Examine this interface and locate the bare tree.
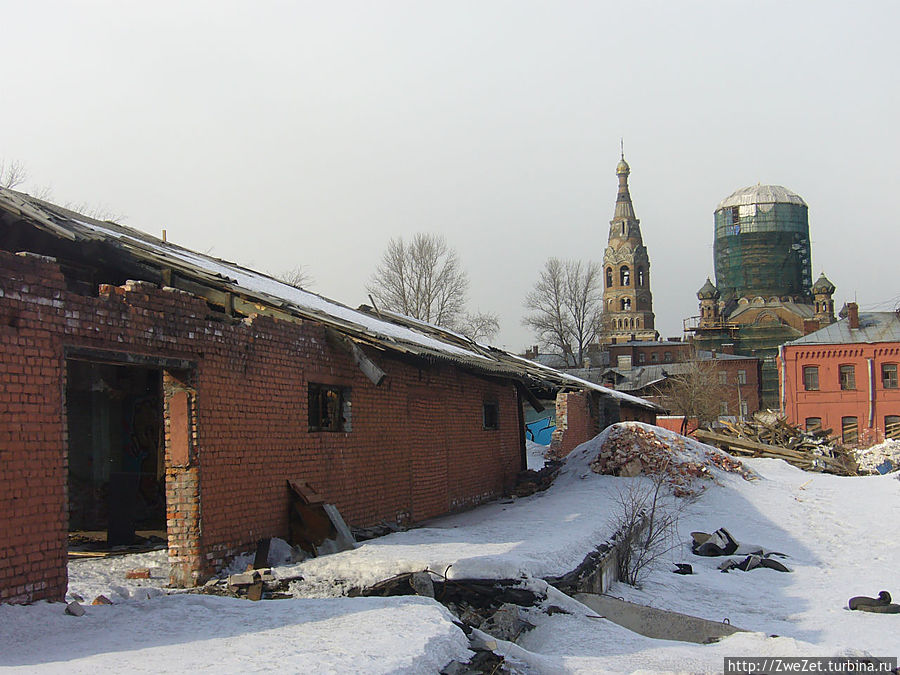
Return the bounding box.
[277,265,313,289]
[656,359,729,433]
[367,233,469,328]
[609,467,685,586]
[457,310,500,342]
[523,258,603,366]
[1,160,27,189]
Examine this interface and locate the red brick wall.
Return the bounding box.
[550,391,600,457]
[781,343,900,446]
[0,250,523,602]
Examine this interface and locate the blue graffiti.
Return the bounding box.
[525,417,555,446]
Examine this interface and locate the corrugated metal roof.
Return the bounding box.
[786,312,900,346]
[716,185,807,211]
[0,187,662,411]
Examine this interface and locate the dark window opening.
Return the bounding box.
[605,267,613,288]
[805,417,822,432]
[308,384,349,432]
[839,364,856,391]
[620,266,630,287]
[803,365,819,391]
[664,351,672,363]
[483,402,499,430]
[882,363,898,389]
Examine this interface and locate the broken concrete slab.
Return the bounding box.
[409,571,434,598]
[478,603,535,642]
[65,601,85,617]
[574,593,745,644]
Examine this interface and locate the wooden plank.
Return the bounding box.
[324,327,386,386]
[288,479,325,504]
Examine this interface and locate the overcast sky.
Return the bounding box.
[2,1,898,351]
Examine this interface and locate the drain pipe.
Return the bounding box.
[868,358,875,429]
[779,345,787,413]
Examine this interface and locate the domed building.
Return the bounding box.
[688,184,837,408]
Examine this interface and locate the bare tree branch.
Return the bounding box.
[655,359,730,433]
[367,233,469,328]
[457,310,500,342]
[523,258,603,366]
[277,265,314,289]
[0,160,27,189]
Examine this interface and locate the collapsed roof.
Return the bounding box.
[0,186,660,412]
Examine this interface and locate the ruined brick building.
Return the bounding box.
[0,187,658,604]
[687,185,837,408]
[600,153,658,345]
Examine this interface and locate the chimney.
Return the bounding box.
[721,343,735,355]
[847,302,859,329]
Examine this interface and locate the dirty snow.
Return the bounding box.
[3,422,899,673]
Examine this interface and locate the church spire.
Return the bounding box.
[613,151,636,223]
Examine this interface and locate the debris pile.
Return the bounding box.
[510,460,562,497]
[853,440,900,475]
[694,417,857,476]
[589,424,754,497]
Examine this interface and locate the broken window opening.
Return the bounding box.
[805,417,822,432]
[308,383,350,432]
[841,416,858,445]
[637,268,645,287]
[737,370,747,385]
[65,359,166,548]
[886,415,900,441]
[620,266,630,287]
[605,267,613,288]
[482,402,499,430]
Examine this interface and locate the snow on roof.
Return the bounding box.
[0,187,661,410]
[787,312,900,346]
[716,184,807,211]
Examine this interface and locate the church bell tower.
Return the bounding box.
[600,151,658,345]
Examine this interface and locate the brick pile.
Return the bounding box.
[589,424,754,497]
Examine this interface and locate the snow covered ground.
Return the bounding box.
[2,423,898,673]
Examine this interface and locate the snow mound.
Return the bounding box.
[560,422,756,496]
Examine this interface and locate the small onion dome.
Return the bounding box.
[812,272,836,294]
[697,278,720,300]
[616,157,630,175]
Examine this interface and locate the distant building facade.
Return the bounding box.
[779,303,900,447]
[599,154,658,345]
[602,341,761,419]
[687,184,837,409]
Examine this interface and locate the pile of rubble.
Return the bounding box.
[589,424,754,497]
[693,417,858,476]
[854,439,900,475]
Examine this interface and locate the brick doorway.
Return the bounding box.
[65,358,166,548]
